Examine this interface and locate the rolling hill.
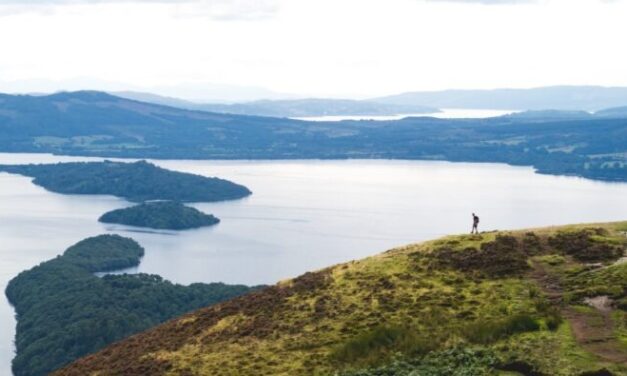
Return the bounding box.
[113,92,439,117]
[55,222,627,376]
[374,86,627,111]
[0,91,625,182]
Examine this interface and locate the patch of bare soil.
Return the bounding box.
[564,306,627,364]
[530,262,627,365]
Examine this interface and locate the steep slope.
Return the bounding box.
[56,222,627,376]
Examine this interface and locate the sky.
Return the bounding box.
[0,0,626,101]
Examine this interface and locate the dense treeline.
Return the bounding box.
[99,201,220,230]
[5,235,259,376]
[0,160,251,202]
[0,92,624,182]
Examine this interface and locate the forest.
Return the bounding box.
[0,160,251,202]
[5,235,260,376]
[99,201,220,230]
[0,92,624,182]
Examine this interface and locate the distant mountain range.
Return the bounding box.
[0,91,625,182]
[374,86,627,111]
[115,86,627,116]
[0,78,295,103]
[8,84,627,114]
[113,91,439,117]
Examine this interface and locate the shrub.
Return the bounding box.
[463,315,540,344]
[432,235,529,277]
[338,347,498,376]
[544,309,563,331]
[332,325,439,366]
[548,228,625,262]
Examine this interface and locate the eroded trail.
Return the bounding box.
[530,262,627,365]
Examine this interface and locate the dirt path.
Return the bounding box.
[529,262,627,365]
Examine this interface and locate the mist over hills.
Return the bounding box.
[113,91,438,117]
[374,86,627,111]
[115,86,627,116]
[0,78,294,103]
[13,85,627,117]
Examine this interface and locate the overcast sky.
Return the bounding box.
[0,0,625,100]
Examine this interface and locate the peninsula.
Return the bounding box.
[5,235,260,376]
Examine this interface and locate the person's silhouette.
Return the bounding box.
[471,213,480,234]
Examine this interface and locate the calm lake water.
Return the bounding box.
[2,153,627,375]
[292,108,516,121]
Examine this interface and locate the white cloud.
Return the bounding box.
[174,0,279,20]
[0,0,196,3]
[424,0,616,3]
[0,0,626,98]
[424,0,537,4]
[0,0,280,20]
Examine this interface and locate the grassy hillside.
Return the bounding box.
[56,222,627,375]
[0,91,625,182]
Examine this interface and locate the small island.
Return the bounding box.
[0,160,251,203]
[99,201,220,230]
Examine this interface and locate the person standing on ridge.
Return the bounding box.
[471,213,480,234]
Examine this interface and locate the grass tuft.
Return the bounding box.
[331,325,439,366]
[463,315,540,345]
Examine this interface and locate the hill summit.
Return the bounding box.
[55,222,627,375]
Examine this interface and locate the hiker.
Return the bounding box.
[471,213,479,234]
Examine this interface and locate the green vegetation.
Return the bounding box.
[548,227,625,262]
[332,324,439,366]
[0,91,625,182]
[431,234,531,277]
[54,222,627,376]
[0,160,251,202]
[338,348,498,376]
[461,314,541,345]
[5,235,259,376]
[99,201,219,230]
